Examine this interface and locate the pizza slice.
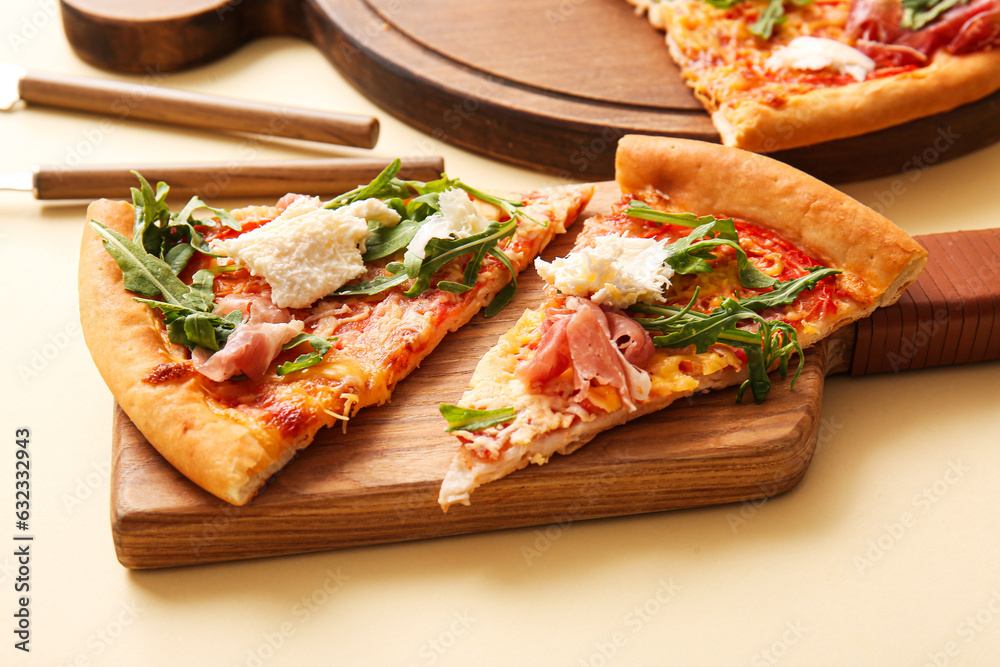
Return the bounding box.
[78,161,593,505]
[628,0,1000,152]
[438,135,926,509]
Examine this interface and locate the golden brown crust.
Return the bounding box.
[615,135,927,338]
[79,201,296,505]
[81,186,595,506]
[635,0,1000,152]
[441,136,928,508]
[718,50,1000,152]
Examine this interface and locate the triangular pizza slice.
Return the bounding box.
[438,136,927,509]
[627,0,1000,152]
[78,161,593,505]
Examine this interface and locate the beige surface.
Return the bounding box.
[2,1,999,664]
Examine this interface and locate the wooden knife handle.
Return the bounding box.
[18,69,379,149]
[32,157,444,200]
[847,228,1000,376]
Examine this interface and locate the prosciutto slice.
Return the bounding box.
[517,297,654,410]
[193,320,304,382]
[213,293,293,325]
[847,0,1000,62]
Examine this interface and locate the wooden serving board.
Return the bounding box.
[109,183,1000,568]
[60,0,1000,183]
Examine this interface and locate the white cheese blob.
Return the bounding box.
[535,234,675,309]
[406,188,489,260]
[211,197,400,309]
[765,36,875,83]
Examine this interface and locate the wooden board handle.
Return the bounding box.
[18,68,379,148]
[850,229,1000,376]
[32,157,444,200]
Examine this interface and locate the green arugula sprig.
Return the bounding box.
[90,212,332,374]
[439,404,517,433]
[130,171,240,276]
[330,160,531,316]
[278,333,337,376]
[704,0,815,40]
[629,267,840,402]
[624,201,777,289]
[900,0,967,30]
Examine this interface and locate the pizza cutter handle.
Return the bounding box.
[846,228,1000,376]
[17,68,379,149]
[30,157,444,200]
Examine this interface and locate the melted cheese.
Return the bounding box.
[535,234,674,309]
[211,197,399,309]
[407,188,489,260]
[765,36,875,82]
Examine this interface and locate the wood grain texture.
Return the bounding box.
[109,182,831,569]
[32,156,444,199]
[19,67,378,148]
[59,0,1000,182]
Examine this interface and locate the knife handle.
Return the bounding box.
[848,228,1000,376]
[31,157,444,200]
[17,69,379,149]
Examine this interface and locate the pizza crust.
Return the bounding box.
[81,185,595,506]
[615,135,927,343]
[440,136,928,507]
[79,200,302,505]
[717,50,1000,153]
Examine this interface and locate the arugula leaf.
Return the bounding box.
[439,404,517,433]
[624,203,777,290]
[129,171,239,276]
[700,0,815,39]
[325,159,411,210]
[89,221,189,305]
[901,0,966,29]
[401,218,518,299]
[277,333,336,376]
[751,0,787,40]
[630,267,839,403]
[362,218,423,261]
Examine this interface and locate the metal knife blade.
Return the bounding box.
[0,64,26,110]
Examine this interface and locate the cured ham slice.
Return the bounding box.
[848,0,1000,59]
[193,321,304,382]
[516,297,654,410]
[212,293,292,324]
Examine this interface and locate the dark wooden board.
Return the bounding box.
[60,0,1000,182]
[109,183,835,569]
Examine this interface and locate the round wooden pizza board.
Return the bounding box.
[60,0,1000,183]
